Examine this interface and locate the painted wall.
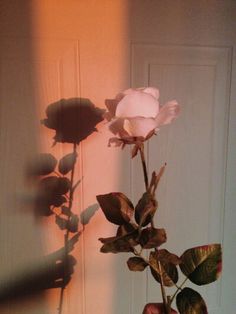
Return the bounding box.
[0,1,235,313]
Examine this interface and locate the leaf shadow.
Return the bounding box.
[80,203,99,226]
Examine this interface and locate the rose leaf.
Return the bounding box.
[116,223,138,237]
[180,244,222,285]
[96,192,134,225]
[127,257,148,271]
[139,227,167,249]
[99,230,138,254]
[176,287,208,314]
[158,249,181,265]
[135,192,157,227]
[149,250,178,287]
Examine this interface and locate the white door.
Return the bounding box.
[0,1,235,314]
[130,2,236,314]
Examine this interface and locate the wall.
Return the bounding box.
[0,1,235,313]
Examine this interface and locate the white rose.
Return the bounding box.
[105,87,180,145]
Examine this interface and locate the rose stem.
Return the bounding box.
[138,145,169,314]
[58,142,77,314]
[169,276,188,305]
[139,144,149,191]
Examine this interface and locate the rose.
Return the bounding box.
[105,87,180,145]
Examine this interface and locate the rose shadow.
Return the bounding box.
[41,98,105,145]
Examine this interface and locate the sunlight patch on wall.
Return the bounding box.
[30,1,130,313]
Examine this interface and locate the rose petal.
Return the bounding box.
[155,100,180,126]
[122,87,159,100]
[142,87,160,100]
[123,117,158,138]
[109,118,130,137]
[116,92,159,118]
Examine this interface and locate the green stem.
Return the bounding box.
[139,144,149,191]
[169,276,188,305]
[58,143,77,314]
[157,259,169,313]
[138,145,169,314]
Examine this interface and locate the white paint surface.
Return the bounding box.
[0,1,235,313]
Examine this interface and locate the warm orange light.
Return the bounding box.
[30,1,130,313]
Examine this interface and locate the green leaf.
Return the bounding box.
[99,230,138,254]
[96,193,134,225]
[135,192,157,227]
[116,223,138,236]
[176,287,208,314]
[99,236,133,253]
[127,257,148,271]
[180,244,222,285]
[58,152,77,175]
[139,227,167,249]
[149,250,178,287]
[158,249,181,265]
[116,223,139,248]
[143,303,178,314]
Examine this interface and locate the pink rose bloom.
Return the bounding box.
[105,87,180,145]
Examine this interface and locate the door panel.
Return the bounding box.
[131,44,231,313]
